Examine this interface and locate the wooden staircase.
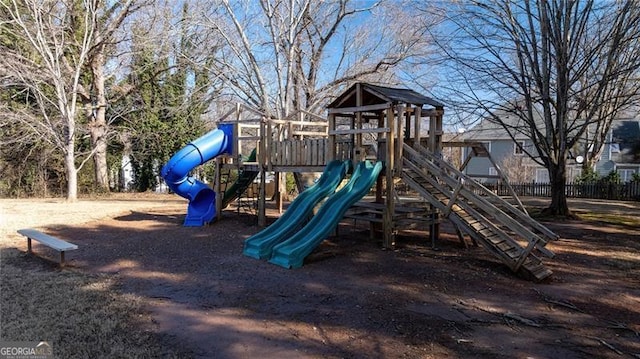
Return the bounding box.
[401,144,559,281]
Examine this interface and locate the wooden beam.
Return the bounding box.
[329,128,390,135]
[328,103,392,114]
[269,119,329,127]
[291,131,328,137]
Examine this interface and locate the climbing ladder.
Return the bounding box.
[401,143,559,281]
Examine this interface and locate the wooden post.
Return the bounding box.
[435,107,444,155]
[214,158,222,222]
[258,119,267,227]
[235,103,241,158]
[428,108,437,153]
[375,110,384,204]
[383,106,396,248]
[395,105,405,174]
[275,171,283,214]
[405,107,411,139]
[266,120,272,171]
[414,106,422,147]
[428,106,444,248]
[328,114,336,162]
[355,83,363,163]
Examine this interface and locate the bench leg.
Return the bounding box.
[27,237,32,253]
[60,251,65,267]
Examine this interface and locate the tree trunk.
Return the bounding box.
[543,161,571,216]
[91,52,110,191]
[65,143,78,202]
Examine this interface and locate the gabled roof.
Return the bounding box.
[458,114,532,141]
[462,114,640,163]
[327,82,444,109]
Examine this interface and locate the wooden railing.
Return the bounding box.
[269,138,328,168]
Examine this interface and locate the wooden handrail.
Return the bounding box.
[409,143,559,241]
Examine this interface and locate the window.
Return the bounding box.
[619,169,637,183]
[535,168,549,183]
[514,141,525,155]
[610,143,620,153]
[480,141,491,152]
[489,167,498,176]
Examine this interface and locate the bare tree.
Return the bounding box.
[1,0,99,201]
[194,0,434,118]
[498,156,535,183]
[431,1,640,216]
[77,0,145,191]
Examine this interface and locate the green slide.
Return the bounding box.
[269,161,383,269]
[222,148,259,208]
[243,160,350,259]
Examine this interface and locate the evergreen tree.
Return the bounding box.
[111,8,215,191]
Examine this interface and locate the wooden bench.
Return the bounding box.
[17,229,78,267]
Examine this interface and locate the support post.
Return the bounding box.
[258,119,267,227]
[266,120,273,171]
[395,105,405,174]
[414,106,422,147]
[275,172,283,214]
[428,106,444,247]
[234,103,241,158]
[214,158,222,222]
[327,114,336,162]
[428,108,437,153]
[355,83,363,163]
[383,106,396,248]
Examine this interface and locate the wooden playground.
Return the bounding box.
[211,83,559,281]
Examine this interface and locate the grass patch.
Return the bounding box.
[527,206,639,227]
[575,212,640,227]
[0,251,193,359]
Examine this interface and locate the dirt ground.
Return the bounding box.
[1,194,639,358]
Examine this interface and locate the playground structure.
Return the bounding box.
[163,83,559,280]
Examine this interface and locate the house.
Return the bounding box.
[600,119,640,182]
[455,115,640,183]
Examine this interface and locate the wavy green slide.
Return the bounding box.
[269,161,383,269]
[243,160,350,259]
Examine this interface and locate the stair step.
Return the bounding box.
[478,227,495,237]
[484,234,504,244]
[524,262,545,273]
[504,247,521,258]
[523,262,553,280]
[404,154,554,282]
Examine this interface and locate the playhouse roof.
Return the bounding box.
[327,83,444,109]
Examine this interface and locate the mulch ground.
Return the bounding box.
[18,199,638,359]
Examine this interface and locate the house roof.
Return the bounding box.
[462,113,640,164]
[327,82,444,109]
[458,114,532,141]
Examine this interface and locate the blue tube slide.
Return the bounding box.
[161,124,233,226]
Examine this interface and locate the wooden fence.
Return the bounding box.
[482,181,640,201]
